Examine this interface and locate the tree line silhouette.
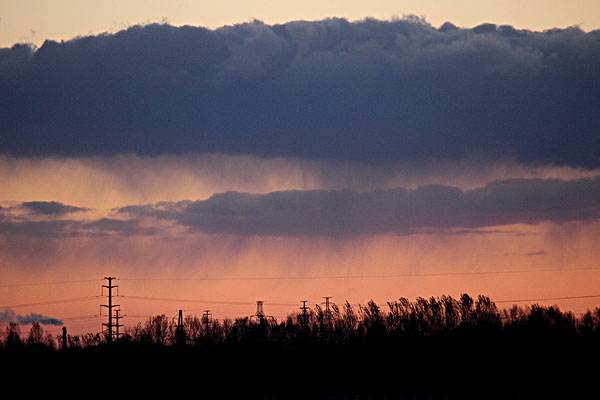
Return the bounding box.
[4,294,600,397]
[3,294,600,350]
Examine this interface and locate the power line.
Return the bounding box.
[495,294,600,304]
[120,294,298,307]
[61,314,101,321]
[2,266,599,289]
[59,318,105,326]
[101,277,118,342]
[120,292,600,309]
[0,279,101,288]
[122,295,256,306]
[123,314,154,319]
[3,292,599,315]
[0,296,99,309]
[117,266,600,282]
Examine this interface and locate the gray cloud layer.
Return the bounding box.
[0,201,89,218]
[19,201,88,216]
[3,177,600,238]
[117,176,600,236]
[1,18,599,166]
[0,217,156,238]
[0,308,63,325]
[0,201,154,237]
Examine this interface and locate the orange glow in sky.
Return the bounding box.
[2,3,600,337]
[2,155,600,335]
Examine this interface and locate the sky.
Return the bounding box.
[1,1,600,336]
[2,0,600,47]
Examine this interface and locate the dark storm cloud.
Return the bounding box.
[1,18,599,166]
[117,176,600,236]
[0,308,63,325]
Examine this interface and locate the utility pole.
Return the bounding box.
[177,309,183,328]
[114,308,124,340]
[256,300,265,324]
[175,309,186,346]
[322,296,332,326]
[101,276,118,343]
[62,326,68,350]
[202,310,211,332]
[300,300,309,328]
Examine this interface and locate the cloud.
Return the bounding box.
[0,201,152,238]
[1,19,599,166]
[0,308,63,325]
[0,215,151,238]
[2,154,599,214]
[525,251,548,256]
[117,176,600,236]
[0,201,89,219]
[19,201,88,216]
[3,176,600,238]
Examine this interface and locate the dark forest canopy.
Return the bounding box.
[1,18,600,167]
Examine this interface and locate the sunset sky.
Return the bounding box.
[1,1,600,336]
[2,0,600,47]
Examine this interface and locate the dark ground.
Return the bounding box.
[2,335,597,399]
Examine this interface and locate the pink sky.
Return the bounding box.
[2,154,599,335]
